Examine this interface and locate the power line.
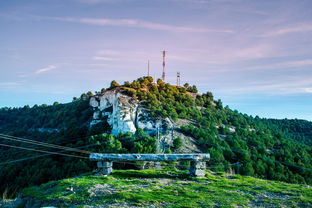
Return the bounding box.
[0,143,88,159]
[0,133,99,155]
[0,143,97,166]
[0,133,91,154]
[0,134,91,154]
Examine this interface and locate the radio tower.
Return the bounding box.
[177,72,181,86]
[161,50,166,81]
[147,60,150,76]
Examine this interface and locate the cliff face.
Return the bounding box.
[89,89,171,135]
[90,90,137,134]
[89,88,200,153]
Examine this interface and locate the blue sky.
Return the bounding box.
[0,0,312,120]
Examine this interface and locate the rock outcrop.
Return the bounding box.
[89,88,200,153]
[89,88,172,134]
[90,89,139,134]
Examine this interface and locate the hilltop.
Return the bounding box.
[0,76,311,198]
[2,169,311,208]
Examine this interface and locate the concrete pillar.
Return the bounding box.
[97,161,113,175]
[189,161,206,177]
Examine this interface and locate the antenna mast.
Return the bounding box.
[177,72,180,86]
[147,60,150,77]
[161,50,166,81]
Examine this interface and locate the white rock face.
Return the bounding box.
[90,89,171,135]
[90,90,138,134]
[89,88,199,153]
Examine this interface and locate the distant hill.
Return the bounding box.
[262,118,312,145]
[0,76,311,197]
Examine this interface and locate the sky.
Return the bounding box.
[0,0,312,121]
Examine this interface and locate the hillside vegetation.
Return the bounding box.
[4,169,311,208]
[263,118,312,145]
[0,76,311,197]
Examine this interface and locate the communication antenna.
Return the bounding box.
[177,72,181,86]
[161,50,166,81]
[147,60,150,77]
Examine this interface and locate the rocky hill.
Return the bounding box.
[2,169,311,208]
[0,76,311,198]
[89,87,199,153]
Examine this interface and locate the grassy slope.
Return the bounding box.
[22,169,312,208]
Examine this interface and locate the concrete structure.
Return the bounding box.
[90,153,210,177]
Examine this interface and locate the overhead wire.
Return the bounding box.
[0,143,88,159]
[0,133,114,166]
[0,133,100,155]
[0,143,97,166]
[0,144,88,159]
[0,133,92,154]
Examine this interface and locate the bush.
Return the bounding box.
[173,137,183,150]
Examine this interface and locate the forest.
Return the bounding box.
[0,76,311,197]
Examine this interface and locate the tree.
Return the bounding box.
[124,81,131,87]
[110,80,120,89]
[87,91,94,97]
[190,85,198,93]
[173,137,183,150]
[101,88,106,94]
[145,76,153,83]
[157,79,164,85]
[241,162,255,176]
[131,80,141,89]
[216,99,223,109]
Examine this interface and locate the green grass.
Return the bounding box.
[22,169,312,208]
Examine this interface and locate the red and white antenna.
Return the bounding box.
[147,60,150,76]
[161,50,166,81]
[177,72,181,86]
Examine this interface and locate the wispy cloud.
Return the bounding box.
[36,65,57,74]
[93,56,114,61]
[76,0,131,4]
[171,0,241,3]
[97,50,120,56]
[246,59,312,71]
[219,76,312,95]
[0,82,22,87]
[38,16,234,33]
[302,88,312,93]
[0,81,25,90]
[177,44,274,65]
[264,23,312,37]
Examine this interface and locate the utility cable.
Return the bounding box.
[0,133,91,154]
[0,133,100,155]
[0,143,97,166]
[0,134,92,154]
[0,143,88,159]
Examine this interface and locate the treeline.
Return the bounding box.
[262,118,312,145]
[0,99,93,196]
